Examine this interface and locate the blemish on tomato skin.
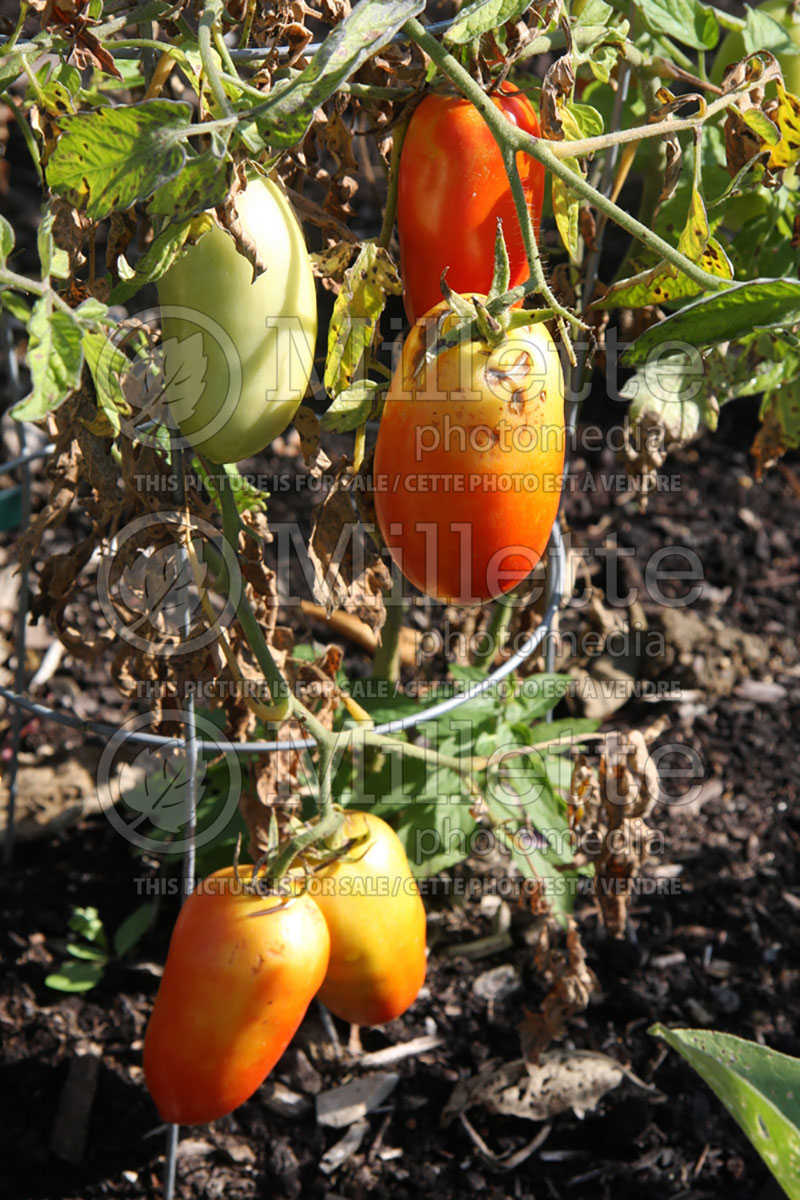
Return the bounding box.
[508,388,526,415]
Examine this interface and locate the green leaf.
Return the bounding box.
[320,380,384,433]
[565,102,605,139]
[551,107,599,264]
[45,960,106,993]
[0,213,15,267]
[574,0,614,25]
[650,1025,800,1200]
[394,799,479,877]
[0,52,24,93]
[113,902,157,958]
[110,217,192,305]
[255,0,425,148]
[625,279,800,363]
[82,329,131,436]
[66,942,109,962]
[443,0,533,45]
[196,457,269,514]
[526,717,600,746]
[68,905,107,946]
[743,8,799,57]
[552,158,582,263]
[1,293,31,322]
[512,674,572,723]
[11,296,83,422]
[37,209,70,282]
[46,100,191,220]
[147,151,233,221]
[635,0,718,51]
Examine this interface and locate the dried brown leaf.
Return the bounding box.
[308,474,390,631]
[443,1049,630,1126]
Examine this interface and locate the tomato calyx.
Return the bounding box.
[231,806,371,908]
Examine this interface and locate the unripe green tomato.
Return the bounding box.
[711,1,800,94]
[156,178,317,464]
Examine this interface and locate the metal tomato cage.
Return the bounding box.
[0,351,567,1199]
[0,34,630,1192]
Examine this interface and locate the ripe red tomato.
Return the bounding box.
[143,868,330,1125]
[373,301,565,605]
[397,83,545,325]
[308,811,427,1026]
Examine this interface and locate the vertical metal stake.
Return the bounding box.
[163,448,199,1199]
[3,316,32,866]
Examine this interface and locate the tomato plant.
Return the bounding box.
[309,811,427,1026]
[143,868,330,1125]
[373,302,565,605]
[156,177,317,465]
[396,84,545,325]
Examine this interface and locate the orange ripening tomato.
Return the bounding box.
[397,83,545,325]
[373,301,565,605]
[308,812,427,1026]
[143,867,330,1125]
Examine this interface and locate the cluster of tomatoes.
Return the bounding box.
[144,813,426,1124]
[375,83,566,606]
[146,81,564,1126]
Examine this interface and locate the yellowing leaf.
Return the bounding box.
[552,157,583,264]
[324,242,400,395]
[768,83,800,170]
[677,187,709,262]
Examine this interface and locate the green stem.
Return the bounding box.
[238,0,257,50]
[541,86,750,160]
[0,269,82,320]
[402,17,729,296]
[379,111,410,250]
[19,52,46,105]
[212,22,239,82]
[94,3,172,39]
[217,462,245,548]
[198,1,232,118]
[266,806,344,883]
[516,24,610,61]
[108,36,173,53]
[473,593,514,672]
[5,2,29,53]
[372,589,406,683]
[341,82,415,101]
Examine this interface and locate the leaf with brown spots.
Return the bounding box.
[324,241,400,396]
[768,83,800,169]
